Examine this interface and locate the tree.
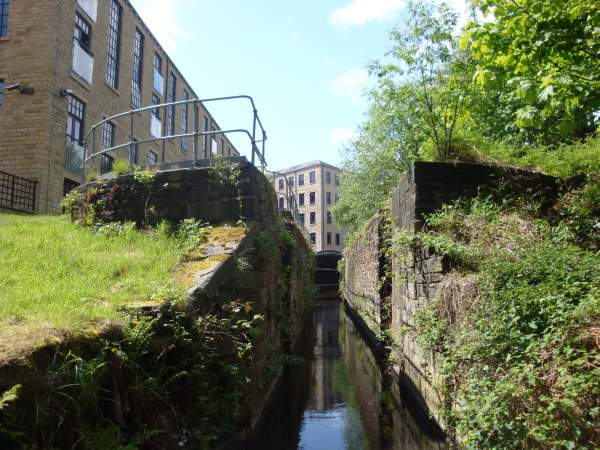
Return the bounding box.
[335,2,470,233]
[465,0,600,144]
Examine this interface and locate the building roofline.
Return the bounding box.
[275,160,341,174]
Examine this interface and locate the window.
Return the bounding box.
[298,173,304,186]
[131,29,144,108]
[181,90,189,150]
[335,174,340,186]
[299,193,304,206]
[0,0,9,37]
[335,233,340,246]
[326,192,331,205]
[309,192,316,205]
[151,93,160,117]
[335,193,339,203]
[309,233,316,245]
[310,212,316,224]
[309,170,316,184]
[148,150,158,166]
[278,178,284,190]
[327,232,332,245]
[0,79,4,111]
[299,213,305,225]
[278,197,284,209]
[100,153,113,174]
[153,53,163,93]
[106,0,122,88]
[166,73,176,135]
[101,121,115,148]
[74,13,92,52]
[66,95,85,144]
[288,176,294,187]
[327,211,332,224]
[326,171,331,184]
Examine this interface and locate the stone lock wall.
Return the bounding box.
[342,210,390,340]
[342,161,561,426]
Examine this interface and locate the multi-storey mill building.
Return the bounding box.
[0,0,239,214]
[273,160,344,252]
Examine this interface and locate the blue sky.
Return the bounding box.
[129,0,467,171]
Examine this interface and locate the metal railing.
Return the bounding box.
[0,170,37,213]
[267,169,310,240]
[82,95,267,181]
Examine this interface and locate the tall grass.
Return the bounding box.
[0,214,185,334]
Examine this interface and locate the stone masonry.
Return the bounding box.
[342,161,561,427]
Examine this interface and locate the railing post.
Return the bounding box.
[10,176,15,208]
[192,100,198,166]
[129,112,135,168]
[251,110,257,166]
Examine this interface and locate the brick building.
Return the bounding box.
[0,0,239,213]
[274,160,344,252]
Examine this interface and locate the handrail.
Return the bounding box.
[266,169,310,240]
[82,95,268,180]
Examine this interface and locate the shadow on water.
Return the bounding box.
[247,300,446,450]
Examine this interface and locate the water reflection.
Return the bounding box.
[248,300,445,450]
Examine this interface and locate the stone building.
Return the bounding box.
[0,0,239,214]
[274,160,344,252]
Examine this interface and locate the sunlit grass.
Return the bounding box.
[0,214,185,337]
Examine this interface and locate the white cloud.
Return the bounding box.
[129,0,191,53]
[329,68,369,104]
[330,0,405,28]
[329,128,355,146]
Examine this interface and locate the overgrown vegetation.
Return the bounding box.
[0,302,264,450]
[408,180,600,449]
[334,0,600,234]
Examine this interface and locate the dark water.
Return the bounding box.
[249,300,446,450]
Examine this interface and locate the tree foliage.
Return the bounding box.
[335,1,470,233]
[465,0,600,144]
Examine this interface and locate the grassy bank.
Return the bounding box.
[0,214,247,361]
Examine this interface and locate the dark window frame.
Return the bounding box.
[335,233,341,246]
[100,153,114,174]
[309,192,316,205]
[327,232,332,245]
[131,28,144,108]
[310,211,316,225]
[309,233,316,245]
[66,95,86,144]
[166,72,176,135]
[74,12,92,53]
[309,170,316,184]
[326,192,331,205]
[326,171,331,184]
[101,121,115,148]
[106,0,122,88]
[299,193,304,206]
[151,93,161,118]
[278,197,284,209]
[278,179,284,190]
[148,150,158,166]
[180,90,189,151]
[299,213,305,225]
[0,0,9,37]
[327,211,332,224]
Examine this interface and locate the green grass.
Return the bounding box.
[0,214,185,340]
